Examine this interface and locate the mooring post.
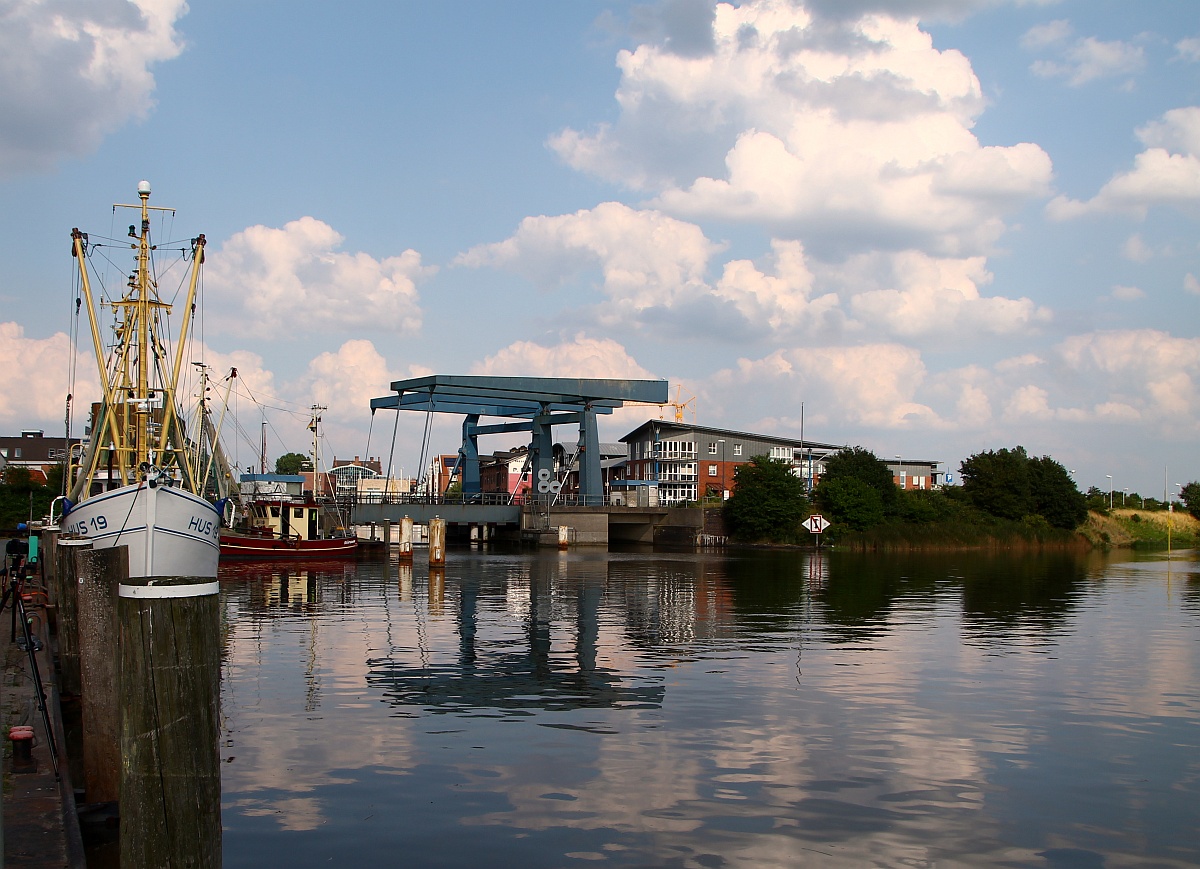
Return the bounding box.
[398,516,413,562]
[56,538,92,698]
[558,525,569,550]
[429,517,446,566]
[119,574,222,868]
[41,529,58,610]
[77,545,125,804]
[383,519,391,551]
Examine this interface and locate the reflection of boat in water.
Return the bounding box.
[62,182,223,578]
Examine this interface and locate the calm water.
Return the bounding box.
[217,547,1200,868]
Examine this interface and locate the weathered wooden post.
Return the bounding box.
[55,538,92,698]
[382,518,391,552]
[119,574,222,868]
[77,545,125,804]
[429,517,446,566]
[41,529,58,608]
[398,516,414,562]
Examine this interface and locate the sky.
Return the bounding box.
[0,0,1197,499]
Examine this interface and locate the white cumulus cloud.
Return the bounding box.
[206,217,431,337]
[1047,107,1200,218]
[0,323,94,432]
[0,0,187,176]
[711,344,938,430]
[837,251,1051,340]
[1029,35,1144,87]
[552,0,1052,257]
[470,334,656,380]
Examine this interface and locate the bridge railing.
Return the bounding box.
[349,492,613,509]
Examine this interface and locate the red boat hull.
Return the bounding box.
[220,532,358,559]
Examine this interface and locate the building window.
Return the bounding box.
[733,444,742,456]
[708,464,717,476]
[708,443,717,455]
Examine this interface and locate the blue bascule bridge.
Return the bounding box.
[368,375,669,505]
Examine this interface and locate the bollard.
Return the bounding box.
[119,574,222,869]
[383,519,391,550]
[9,725,35,772]
[56,538,92,698]
[398,516,413,563]
[558,525,569,550]
[77,546,125,803]
[429,517,446,566]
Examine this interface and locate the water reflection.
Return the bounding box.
[366,559,665,715]
[219,547,1200,868]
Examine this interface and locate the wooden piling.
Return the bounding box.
[76,545,125,804]
[398,516,413,562]
[55,538,92,698]
[119,575,222,868]
[383,519,391,551]
[429,517,446,566]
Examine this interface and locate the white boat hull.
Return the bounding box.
[63,483,221,578]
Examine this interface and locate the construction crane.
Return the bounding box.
[659,384,697,424]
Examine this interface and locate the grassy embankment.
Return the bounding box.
[1081,508,1200,549]
[827,509,1198,552]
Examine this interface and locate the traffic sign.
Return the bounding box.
[803,514,830,533]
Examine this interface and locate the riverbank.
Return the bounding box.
[812,509,1198,552]
[1081,508,1200,549]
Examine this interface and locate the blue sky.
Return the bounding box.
[1,0,1197,499]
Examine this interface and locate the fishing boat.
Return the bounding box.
[61,181,226,578]
[219,492,358,559]
[219,407,358,559]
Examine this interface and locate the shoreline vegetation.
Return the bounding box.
[824,509,1199,552]
[721,447,1199,553]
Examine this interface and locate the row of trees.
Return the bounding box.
[0,465,64,529]
[723,445,1104,543]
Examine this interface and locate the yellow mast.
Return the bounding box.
[70,181,206,497]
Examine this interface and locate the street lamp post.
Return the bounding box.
[1106,475,1113,510]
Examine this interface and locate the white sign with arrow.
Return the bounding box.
[803,514,830,534]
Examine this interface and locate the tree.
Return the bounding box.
[1028,456,1087,529]
[960,447,1032,521]
[960,446,1087,529]
[820,447,897,506]
[1181,482,1200,520]
[275,452,308,475]
[815,477,884,531]
[723,456,808,542]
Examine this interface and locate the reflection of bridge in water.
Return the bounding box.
[366,562,666,714]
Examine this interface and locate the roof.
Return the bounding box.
[619,419,843,452]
